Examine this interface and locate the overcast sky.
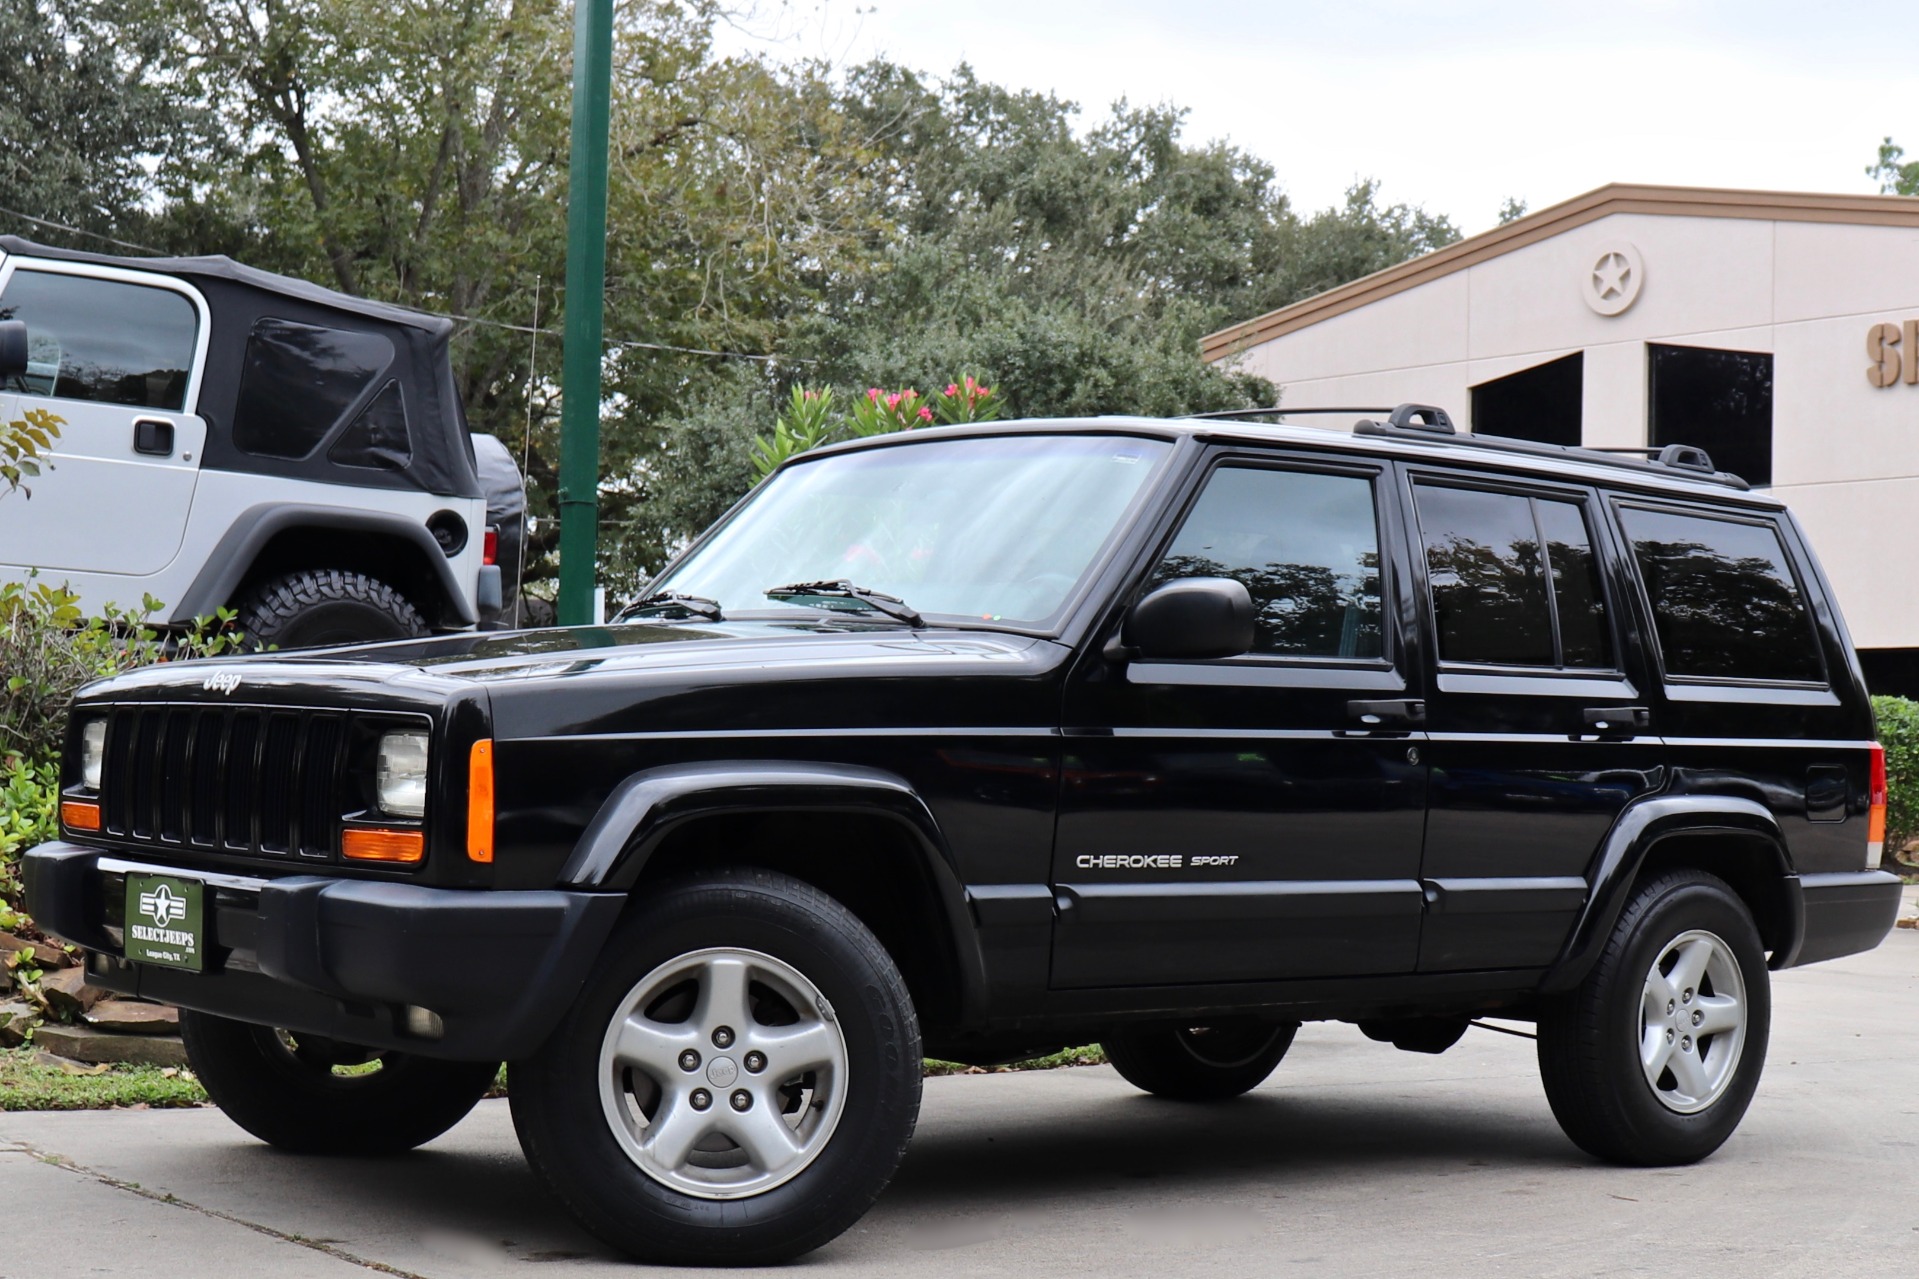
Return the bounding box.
[718,0,1917,234]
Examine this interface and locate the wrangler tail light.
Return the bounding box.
[483,528,499,566]
[1867,742,1888,869]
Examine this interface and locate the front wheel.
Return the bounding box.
[509,869,922,1266]
[179,1012,499,1154]
[1537,869,1771,1165]
[1102,1021,1298,1100]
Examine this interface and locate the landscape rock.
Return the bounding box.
[40,967,106,1015]
[0,933,72,969]
[31,1024,188,1068]
[83,1002,179,1035]
[0,999,39,1047]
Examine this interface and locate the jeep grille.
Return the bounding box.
[99,704,348,862]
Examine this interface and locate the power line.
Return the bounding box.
[0,205,164,255]
[0,205,791,364]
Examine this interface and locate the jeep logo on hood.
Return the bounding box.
[202,670,242,695]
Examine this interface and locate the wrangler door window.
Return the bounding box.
[0,269,197,409]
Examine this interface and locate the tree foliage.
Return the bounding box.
[0,0,204,239]
[4,4,1460,595]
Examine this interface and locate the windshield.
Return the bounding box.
[650,433,1174,626]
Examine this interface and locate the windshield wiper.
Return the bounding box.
[618,591,725,622]
[764,580,925,627]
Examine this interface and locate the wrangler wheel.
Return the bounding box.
[1102,1021,1298,1100]
[509,868,921,1266]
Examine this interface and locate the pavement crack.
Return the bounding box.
[0,1139,429,1278]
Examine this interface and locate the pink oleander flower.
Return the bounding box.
[918,405,933,421]
[867,387,883,402]
[885,393,901,410]
[945,383,959,397]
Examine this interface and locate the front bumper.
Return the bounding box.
[23,842,623,1061]
[1778,869,1906,968]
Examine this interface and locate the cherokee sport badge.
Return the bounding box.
[124,874,205,972]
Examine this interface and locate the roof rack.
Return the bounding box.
[1183,405,1396,422]
[1187,401,1749,490]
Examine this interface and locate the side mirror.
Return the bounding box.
[1122,576,1255,660]
[0,321,25,380]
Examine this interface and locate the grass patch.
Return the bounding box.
[0,1048,206,1111]
[923,1044,1106,1077]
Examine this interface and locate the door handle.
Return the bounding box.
[1582,705,1650,734]
[133,418,176,456]
[1347,698,1426,729]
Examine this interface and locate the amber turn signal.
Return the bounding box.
[341,827,425,864]
[467,739,494,864]
[60,800,101,832]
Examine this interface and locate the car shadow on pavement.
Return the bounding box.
[884,1085,1583,1211]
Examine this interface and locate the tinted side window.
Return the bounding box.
[1618,506,1823,683]
[234,319,395,460]
[1150,466,1383,659]
[0,269,197,410]
[1414,484,1613,669]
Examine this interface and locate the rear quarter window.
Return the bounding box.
[1617,504,1824,684]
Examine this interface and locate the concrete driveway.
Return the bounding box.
[3,920,1915,1279]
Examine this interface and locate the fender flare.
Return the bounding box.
[168,503,473,626]
[1539,795,1800,994]
[558,760,986,1014]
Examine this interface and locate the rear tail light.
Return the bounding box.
[1867,742,1888,869]
[483,527,499,567]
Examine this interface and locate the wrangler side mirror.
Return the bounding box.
[1121,576,1255,661]
[0,321,26,381]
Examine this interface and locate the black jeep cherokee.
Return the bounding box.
[24,406,1903,1265]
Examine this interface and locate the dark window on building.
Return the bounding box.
[328,381,412,470]
[233,319,395,460]
[1470,352,1583,447]
[0,270,196,410]
[1648,344,1773,487]
[1150,466,1383,659]
[1618,505,1822,683]
[1414,483,1613,669]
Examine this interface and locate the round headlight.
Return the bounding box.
[80,718,107,791]
[376,731,430,818]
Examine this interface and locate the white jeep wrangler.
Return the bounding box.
[0,236,514,646]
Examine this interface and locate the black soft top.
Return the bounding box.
[0,236,480,500]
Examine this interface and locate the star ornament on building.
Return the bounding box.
[1593,253,1631,298]
[1583,241,1645,316]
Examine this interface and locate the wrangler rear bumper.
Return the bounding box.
[23,842,624,1061]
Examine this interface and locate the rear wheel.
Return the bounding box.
[233,569,427,649]
[179,1011,498,1154]
[1102,1021,1298,1100]
[1537,869,1770,1165]
[509,868,921,1266]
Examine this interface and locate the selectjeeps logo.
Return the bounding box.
[137,882,188,928]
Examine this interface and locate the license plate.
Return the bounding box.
[124,874,205,972]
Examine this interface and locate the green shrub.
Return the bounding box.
[0,581,243,929]
[1872,694,1919,869]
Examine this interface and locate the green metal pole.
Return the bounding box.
[556,0,614,625]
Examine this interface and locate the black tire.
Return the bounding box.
[1537,869,1771,1166]
[233,569,428,650]
[509,868,921,1266]
[1102,1021,1299,1100]
[179,1011,499,1155]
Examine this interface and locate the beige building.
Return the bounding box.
[1202,183,1919,695]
